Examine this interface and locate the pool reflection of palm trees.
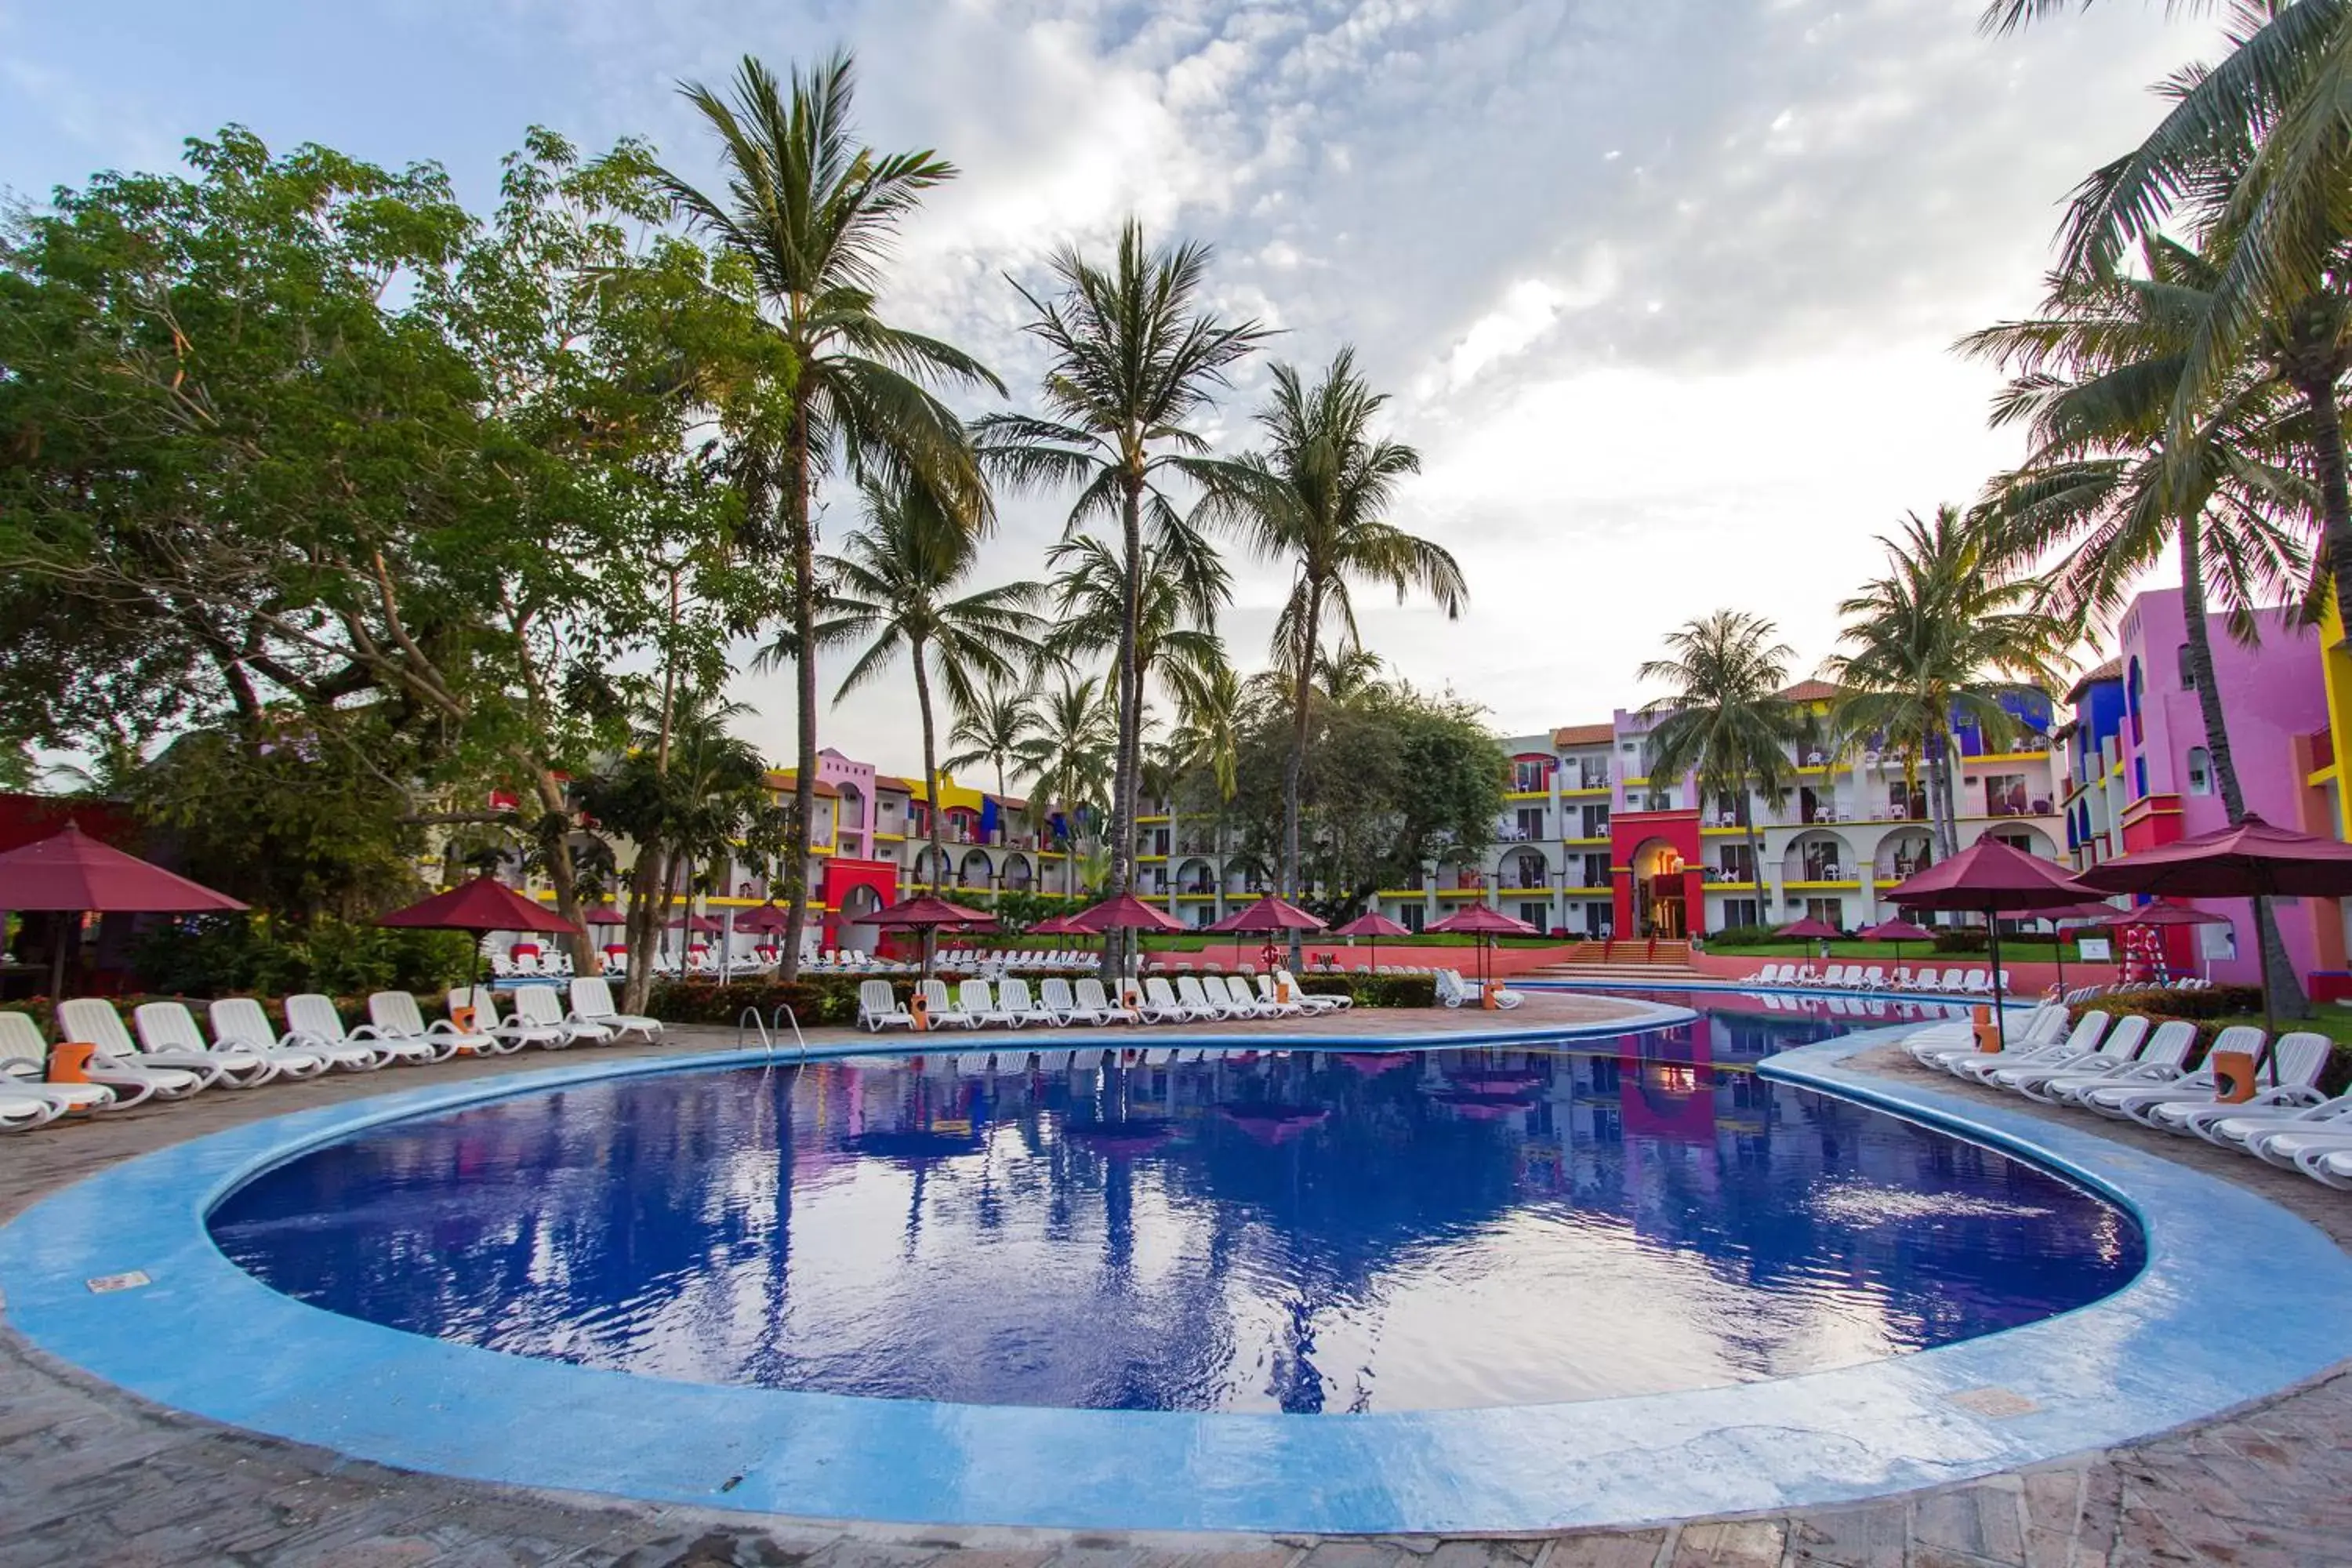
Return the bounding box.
[207,1008,2143,1413]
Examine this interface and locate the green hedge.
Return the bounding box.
[1298,973,1436,1008]
[2082,985,2264,1021]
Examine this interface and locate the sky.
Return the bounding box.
[0,0,2225,774]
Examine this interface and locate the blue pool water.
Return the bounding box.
[209,1003,2144,1414]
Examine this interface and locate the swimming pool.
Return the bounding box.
[208,1001,2141,1414]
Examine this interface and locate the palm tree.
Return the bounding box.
[1315,643,1394,704]
[1964,238,2313,1014]
[944,680,1042,801]
[1165,658,1248,806]
[809,478,1042,895]
[656,50,1001,978]
[1636,612,1802,929]
[979,222,1269,970]
[1017,676,1118,898]
[1203,349,1466,933]
[1825,508,2068,861]
[1984,2,2352,630]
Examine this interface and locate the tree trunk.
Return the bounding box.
[619,837,666,1015]
[530,769,596,975]
[1283,577,1323,966]
[779,406,816,982]
[2287,361,2352,637]
[1744,788,1766,929]
[1104,470,1146,982]
[914,634,944,899]
[1926,729,1958,859]
[2179,517,2310,1018]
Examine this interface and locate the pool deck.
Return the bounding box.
[1,1000,2348,1564]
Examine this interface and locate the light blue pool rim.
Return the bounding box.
[2,1011,2346,1536]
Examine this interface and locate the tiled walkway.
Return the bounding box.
[1,1013,2347,1566]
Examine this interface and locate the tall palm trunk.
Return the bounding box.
[1742,786,1767,924]
[1105,471,1146,980]
[1283,576,1323,964]
[2179,516,2310,1018]
[913,634,944,897]
[779,408,816,981]
[2294,371,2352,639]
[1926,730,1958,859]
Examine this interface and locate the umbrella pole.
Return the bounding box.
[2255,894,2277,1083]
[2053,922,2067,998]
[1986,910,2006,1049]
[49,913,71,1004]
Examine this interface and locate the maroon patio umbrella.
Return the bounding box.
[1428,903,1539,993]
[1332,909,1410,975]
[378,874,582,1001]
[2027,901,2125,996]
[1883,834,2096,1044]
[1775,915,1842,942]
[2103,902,2232,928]
[1073,891,1188,975]
[581,903,626,925]
[2077,814,2352,1044]
[0,821,248,996]
[668,912,724,934]
[1205,893,1326,968]
[867,893,996,979]
[733,902,791,935]
[1857,916,1935,973]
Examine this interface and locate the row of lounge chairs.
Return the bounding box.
[0,978,665,1131]
[1435,970,1525,1009]
[1905,1005,2352,1190]
[856,972,1351,1032]
[1749,964,2013,994]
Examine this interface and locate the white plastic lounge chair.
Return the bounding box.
[369,992,496,1060]
[510,984,612,1047]
[1815,965,1851,989]
[136,1000,326,1083]
[122,1000,286,1087]
[953,978,1021,1029]
[1177,975,1246,1020]
[1214,975,1280,1018]
[1139,977,1204,1023]
[1945,1010,2107,1081]
[205,996,376,1072]
[1036,978,1097,1026]
[2292,1143,2352,1189]
[1903,967,1941,994]
[1074,978,1139,1025]
[0,1087,63,1130]
[448,987,556,1052]
[285,993,434,1066]
[568,977,662,1043]
[1854,966,1886,989]
[2076,1027,2259,1123]
[857,979,914,1032]
[56,998,213,1097]
[1960,970,1995,996]
[2163,1050,2345,1147]
[1276,969,1348,1011]
[2147,1033,2334,1138]
[920,978,979,1029]
[0,1011,125,1111]
[1247,975,1305,1018]
[995,978,1061,1028]
[1786,964,1819,986]
[1905,1004,2062,1066]
[1997,1015,2151,1099]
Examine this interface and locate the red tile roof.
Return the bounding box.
[1777,679,1842,703]
[2065,658,2123,701]
[1551,722,1615,747]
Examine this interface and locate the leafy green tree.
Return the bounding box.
[1202,348,1463,937]
[1825,507,2067,859]
[813,478,1042,892]
[1635,612,1802,927]
[656,51,1000,978]
[980,222,1269,968]
[1225,683,1506,916]
[1964,235,2312,1014]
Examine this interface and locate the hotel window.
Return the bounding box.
[1645,789,1675,810]
[1984,773,2028,817]
[1803,897,1846,928]
[1519,902,1549,931]
[1403,904,1425,933]
[1582,851,1610,887]
[1991,829,2034,855]
[1581,804,1610,837]
[1719,843,1755,882]
[1514,759,1548,792]
[1719,898,1760,930]
[1515,806,1545,840]
[2187,746,2213,796]
[1578,758,1610,789]
[1802,841,1843,881]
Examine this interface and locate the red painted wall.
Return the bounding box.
[1610,808,1703,938]
[820,857,900,945]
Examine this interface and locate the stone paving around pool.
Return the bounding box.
[0,1001,2347,1566]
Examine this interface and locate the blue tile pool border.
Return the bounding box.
[2,1013,2347,1536]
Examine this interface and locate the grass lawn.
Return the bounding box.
[2205,1008,2352,1047]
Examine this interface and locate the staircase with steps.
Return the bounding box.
[1526,938,1711,984]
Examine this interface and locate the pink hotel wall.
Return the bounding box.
[2115,589,2326,986]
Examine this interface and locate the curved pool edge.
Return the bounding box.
[1,1014,2346,1537]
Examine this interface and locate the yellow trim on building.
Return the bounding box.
[2320,591,2352,837]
